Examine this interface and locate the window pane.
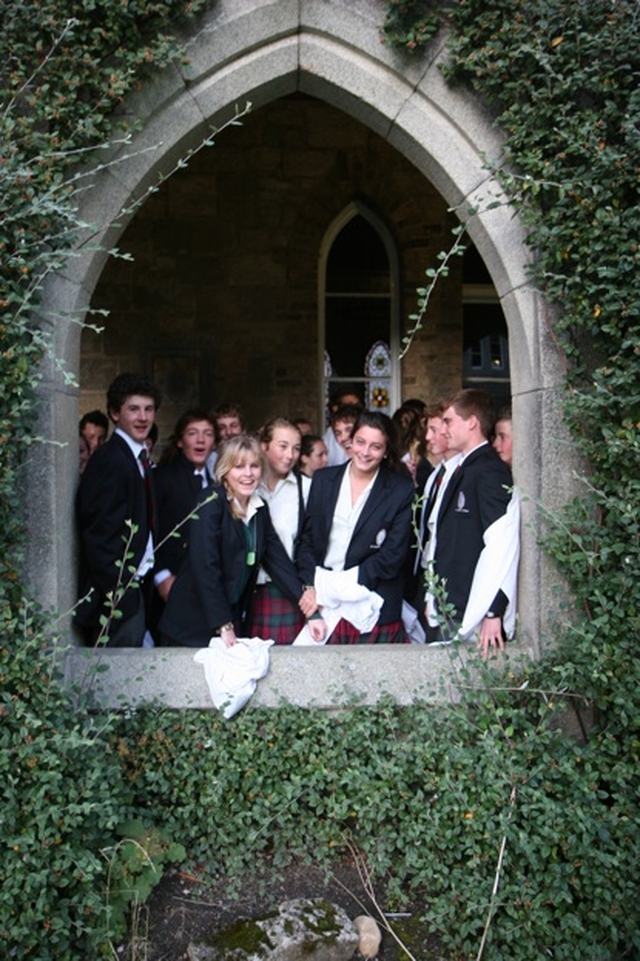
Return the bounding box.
[327,217,389,294]
[326,296,390,376]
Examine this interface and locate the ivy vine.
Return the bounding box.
[385,0,640,675]
[0,0,209,603]
[1,1,639,958]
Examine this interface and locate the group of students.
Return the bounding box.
[74,373,519,658]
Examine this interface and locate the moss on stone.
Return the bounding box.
[202,917,274,957]
[298,899,339,939]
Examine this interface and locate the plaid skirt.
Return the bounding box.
[327,618,408,645]
[250,582,305,645]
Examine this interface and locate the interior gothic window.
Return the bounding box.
[322,211,399,420]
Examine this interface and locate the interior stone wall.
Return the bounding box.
[81,96,462,444]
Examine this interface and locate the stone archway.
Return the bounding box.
[30,0,571,665]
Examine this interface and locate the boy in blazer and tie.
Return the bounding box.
[75,373,162,647]
[149,410,216,643]
[408,402,461,635]
[427,389,520,658]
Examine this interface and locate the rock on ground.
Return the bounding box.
[354,915,381,958]
[187,896,359,961]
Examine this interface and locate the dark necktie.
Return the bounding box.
[414,463,447,574]
[139,448,155,533]
[423,462,446,524]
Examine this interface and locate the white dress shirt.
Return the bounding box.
[256,472,306,584]
[324,463,377,572]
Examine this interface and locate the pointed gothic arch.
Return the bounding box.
[30,0,573,667]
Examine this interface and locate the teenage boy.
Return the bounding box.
[79,409,109,454]
[428,389,520,658]
[205,401,246,475]
[75,373,162,647]
[323,388,363,466]
[408,402,462,631]
[492,405,514,468]
[324,402,362,466]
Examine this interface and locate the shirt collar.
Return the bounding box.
[459,440,488,464]
[115,427,146,460]
[346,460,379,490]
[259,471,298,496]
[232,490,264,523]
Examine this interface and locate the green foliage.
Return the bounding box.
[0,0,209,617]
[0,603,190,957]
[0,4,211,955]
[441,0,640,717]
[110,671,639,960]
[380,0,448,51]
[1,0,639,958]
[104,820,187,937]
[386,2,640,956]
[446,0,640,375]
[0,603,134,958]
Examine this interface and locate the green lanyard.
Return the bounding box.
[245,515,256,567]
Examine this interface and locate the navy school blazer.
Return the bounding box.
[158,484,305,647]
[296,463,415,624]
[153,452,211,580]
[434,443,513,620]
[75,432,153,629]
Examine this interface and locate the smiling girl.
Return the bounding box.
[158,434,323,647]
[297,410,415,644]
[251,418,308,644]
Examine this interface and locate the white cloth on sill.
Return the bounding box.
[458,490,521,641]
[292,566,384,645]
[194,636,274,718]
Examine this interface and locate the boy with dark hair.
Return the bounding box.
[75,372,161,647]
[205,401,246,475]
[106,373,162,415]
[492,404,513,468]
[323,387,364,466]
[212,401,246,445]
[79,409,109,453]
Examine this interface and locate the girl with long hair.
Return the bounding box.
[297,410,414,644]
[159,434,324,647]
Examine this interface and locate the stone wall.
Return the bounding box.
[26,0,583,693]
[81,97,462,440]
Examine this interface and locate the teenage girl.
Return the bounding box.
[297,410,415,644]
[159,433,323,647]
[251,418,310,644]
[297,433,328,480]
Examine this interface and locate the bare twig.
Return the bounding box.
[475,782,517,961]
[341,837,420,961]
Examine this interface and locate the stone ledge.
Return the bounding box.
[60,644,525,711]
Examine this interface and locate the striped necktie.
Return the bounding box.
[139,448,155,532]
[414,463,447,574]
[423,462,446,523]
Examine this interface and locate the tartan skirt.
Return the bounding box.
[327,618,408,645]
[250,582,305,645]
